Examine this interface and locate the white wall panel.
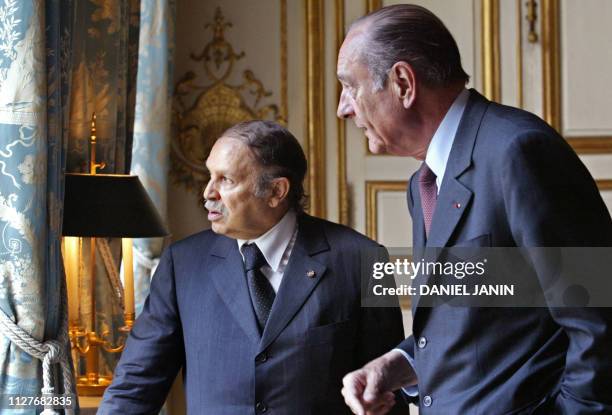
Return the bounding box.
[377,191,412,247]
[561,0,612,136]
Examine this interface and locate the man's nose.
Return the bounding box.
[337,90,354,120]
[203,180,219,201]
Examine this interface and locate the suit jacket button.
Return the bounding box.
[417,336,427,349]
[256,352,268,363]
[423,395,432,407]
[256,402,268,413]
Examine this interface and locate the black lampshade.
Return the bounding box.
[62,173,169,238]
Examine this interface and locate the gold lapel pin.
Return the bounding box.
[306,270,316,278]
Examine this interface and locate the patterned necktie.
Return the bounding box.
[419,163,438,238]
[241,243,276,333]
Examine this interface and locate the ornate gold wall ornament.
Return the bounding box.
[525,0,539,43]
[172,7,282,192]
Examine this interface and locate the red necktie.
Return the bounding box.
[419,163,438,238]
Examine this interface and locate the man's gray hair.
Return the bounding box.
[351,4,470,91]
[221,120,308,212]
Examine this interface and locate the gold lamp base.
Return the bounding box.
[76,375,113,396]
[69,318,134,397]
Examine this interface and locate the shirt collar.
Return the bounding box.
[237,210,297,272]
[425,88,470,187]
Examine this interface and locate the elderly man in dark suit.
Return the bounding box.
[98,120,406,414]
[337,4,612,415]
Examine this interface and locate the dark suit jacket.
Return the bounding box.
[99,214,406,414]
[398,90,612,414]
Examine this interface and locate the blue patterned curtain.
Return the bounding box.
[131,1,175,412]
[0,0,76,411]
[0,0,143,411]
[131,0,175,316]
[0,0,174,409]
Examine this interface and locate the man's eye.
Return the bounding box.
[344,86,356,98]
[221,176,233,184]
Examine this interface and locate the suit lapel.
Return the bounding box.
[412,89,489,314]
[209,235,261,344]
[258,215,329,353]
[426,89,488,247]
[426,179,473,247]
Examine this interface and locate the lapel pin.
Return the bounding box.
[454,202,461,209]
[306,270,316,278]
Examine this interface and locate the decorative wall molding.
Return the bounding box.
[516,0,524,108]
[365,181,408,241]
[336,0,349,226]
[305,0,327,218]
[280,0,288,124]
[362,0,382,157]
[596,179,612,191]
[482,0,501,102]
[566,137,612,154]
[541,0,561,132]
[366,0,382,13]
[541,0,612,153]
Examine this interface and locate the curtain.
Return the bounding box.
[131,0,175,317]
[131,1,175,413]
[0,0,175,411]
[131,0,176,414]
[0,0,142,411]
[0,0,76,412]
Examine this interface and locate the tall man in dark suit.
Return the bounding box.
[98,120,406,414]
[337,4,612,414]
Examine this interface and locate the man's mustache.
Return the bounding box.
[204,200,228,215]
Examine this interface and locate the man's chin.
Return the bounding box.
[367,139,386,154]
[210,222,226,235]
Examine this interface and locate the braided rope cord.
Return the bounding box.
[0,272,75,415]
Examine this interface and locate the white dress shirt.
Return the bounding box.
[425,88,470,193]
[237,209,298,293]
[396,88,470,396]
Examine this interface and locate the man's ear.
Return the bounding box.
[268,177,290,208]
[389,61,417,109]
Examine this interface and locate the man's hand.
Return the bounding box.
[342,349,417,415]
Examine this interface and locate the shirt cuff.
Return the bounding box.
[393,348,418,397]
